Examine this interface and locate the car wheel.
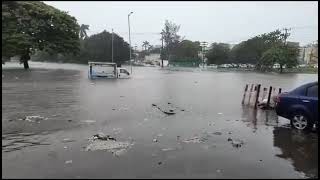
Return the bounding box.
[290,111,313,131]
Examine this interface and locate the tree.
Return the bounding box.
[142,41,150,52]
[79,24,89,40]
[229,29,285,65]
[259,45,299,73]
[206,43,230,65]
[32,30,131,66]
[2,1,80,69]
[171,40,200,60]
[161,20,181,60]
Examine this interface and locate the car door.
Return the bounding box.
[302,84,318,121]
[118,69,130,78]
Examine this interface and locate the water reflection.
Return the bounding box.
[241,106,279,132]
[241,106,318,178]
[273,127,318,178]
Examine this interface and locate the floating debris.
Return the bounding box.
[65,160,72,164]
[120,96,125,98]
[19,115,47,123]
[62,138,75,143]
[68,120,72,122]
[183,136,203,143]
[153,138,158,142]
[85,134,133,156]
[90,83,95,85]
[213,132,222,135]
[158,161,162,165]
[93,133,116,141]
[15,76,19,80]
[64,146,68,149]
[227,137,232,142]
[228,131,232,134]
[231,139,245,148]
[216,169,222,173]
[157,134,163,137]
[217,112,223,115]
[143,118,149,122]
[112,108,116,111]
[152,103,176,115]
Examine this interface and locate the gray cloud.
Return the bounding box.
[45,1,318,49]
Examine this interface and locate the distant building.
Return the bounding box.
[145,53,160,61]
[299,42,318,65]
[287,41,299,48]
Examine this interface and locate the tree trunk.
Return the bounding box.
[21,50,31,69]
[23,60,29,69]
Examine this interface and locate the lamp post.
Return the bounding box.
[128,11,133,74]
[111,28,114,63]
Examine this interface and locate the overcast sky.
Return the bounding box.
[45,1,318,50]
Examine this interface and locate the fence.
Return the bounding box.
[241,83,282,109]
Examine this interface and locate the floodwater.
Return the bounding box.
[2,61,318,178]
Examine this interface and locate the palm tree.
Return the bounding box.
[142,41,150,52]
[79,24,89,39]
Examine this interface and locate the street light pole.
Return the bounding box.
[112,28,114,63]
[128,12,133,74]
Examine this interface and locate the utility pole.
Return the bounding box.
[200,41,208,68]
[161,32,164,68]
[112,28,114,63]
[282,28,291,46]
[134,45,137,62]
[128,12,133,74]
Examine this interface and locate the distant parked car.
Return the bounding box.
[275,81,318,131]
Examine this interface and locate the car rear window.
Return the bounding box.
[306,85,318,97]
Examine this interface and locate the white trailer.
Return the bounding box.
[88,62,130,79]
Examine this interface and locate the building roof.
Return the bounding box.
[88,62,116,66]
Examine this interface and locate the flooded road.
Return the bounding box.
[2,62,318,178]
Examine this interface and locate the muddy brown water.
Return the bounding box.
[2,61,318,178]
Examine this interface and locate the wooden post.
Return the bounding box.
[89,65,92,77]
[267,86,273,108]
[278,88,282,94]
[254,84,261,109]
[261,87,267,101]
[241,84,249,105]
[247,84,254,105]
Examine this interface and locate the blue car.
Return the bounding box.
[275,81,318,131]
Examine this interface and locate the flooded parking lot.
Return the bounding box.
[2,62,318,178]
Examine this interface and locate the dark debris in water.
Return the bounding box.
[93,133,116,141]
[152,103,176,115]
